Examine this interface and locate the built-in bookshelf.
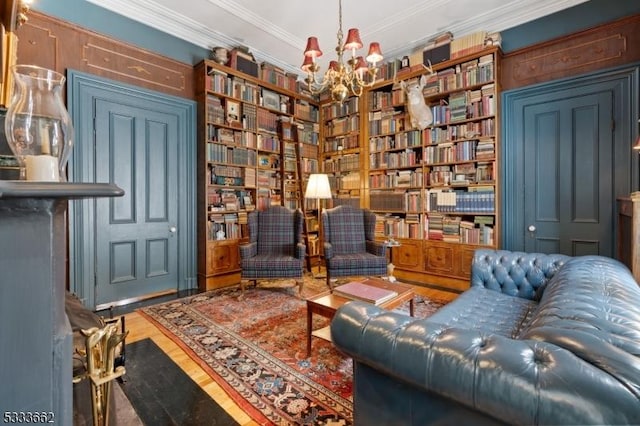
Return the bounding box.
[320,95,363,207]
[364,46,501,291]
[196,59,319,290]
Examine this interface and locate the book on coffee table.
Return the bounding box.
[333,281,398,305]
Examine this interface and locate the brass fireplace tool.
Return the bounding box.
[73,322,128,426]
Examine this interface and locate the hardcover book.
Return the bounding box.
[333,281,398,305]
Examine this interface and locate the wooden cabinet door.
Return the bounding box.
[394,239,422,269]
[207,240,240,275]
[424,241,455,276]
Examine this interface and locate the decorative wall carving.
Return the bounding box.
[15,11,193,99]
[502,14,640,90]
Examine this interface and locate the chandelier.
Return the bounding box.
[301,0,383,104]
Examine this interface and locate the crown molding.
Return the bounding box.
[85,0,590,78]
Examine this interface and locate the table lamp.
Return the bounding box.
[304,173,332,275]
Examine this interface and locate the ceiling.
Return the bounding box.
[86,0,589,76]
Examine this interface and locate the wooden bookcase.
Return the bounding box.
[320,95,363,208]
[362,46,502,291]
[195,59,319,290]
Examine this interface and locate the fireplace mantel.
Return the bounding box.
[0,181,123,424]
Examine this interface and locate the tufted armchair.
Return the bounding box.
[321,205,387,289]
[239,205,305,297]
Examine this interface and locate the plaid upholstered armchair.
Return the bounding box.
[321,205,387,289]
[239,205,306,297]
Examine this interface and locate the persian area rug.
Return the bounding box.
[139,276,448,425]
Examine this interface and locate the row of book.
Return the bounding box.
[368,160,495,187]
[422,60,494,96]
[206,144,256,167]
[368,89,404,111]
[375,211,494,244]
[332,172,360,191]
[426,189,495,213]
[260,62,298,92]
[423,139,480,164]
[369,149,420,170]
[369,134,420,153]
[324,114,360,137]
[208,68,314,116]
[207,188,254,211]
[423,119,494,143]
[323,153,360,173]
[293,100,319,122]
[430,94,494,125]
[298,121,320,145]
[323,134,359,153]
[321,97,359,121]
[369,169,423,189]
[428,213,494,245]
[368,110,406,136]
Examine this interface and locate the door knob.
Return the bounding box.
[169,226,177,233]
[527,225,536,232]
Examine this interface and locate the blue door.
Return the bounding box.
[67,70,196,309]
[523,91,614,255]
[94,100,179,305]
[503,68,635,255]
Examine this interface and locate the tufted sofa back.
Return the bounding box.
[470,249,571,300]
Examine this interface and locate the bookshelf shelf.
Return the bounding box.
[196,59,319,290]
[364,46,501,291]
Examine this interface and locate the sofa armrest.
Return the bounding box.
[323,242,334,260]
[295,242,306,259]
[239,242,257,258]
[331,301,640,425]
[366,240,386,256]
[471,249,570,300]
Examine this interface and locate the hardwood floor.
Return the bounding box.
[122,281,458,426]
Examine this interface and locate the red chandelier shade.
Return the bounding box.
[304,37,323,58]
[344,28,363,51]
[366,42,383,64]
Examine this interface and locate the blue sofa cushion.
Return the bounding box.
[424,286,538,338]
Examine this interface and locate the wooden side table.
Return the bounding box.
[305,277,415,356]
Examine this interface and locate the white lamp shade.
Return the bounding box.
[305,174,332,199]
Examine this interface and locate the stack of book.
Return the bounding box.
[333,281,398,305]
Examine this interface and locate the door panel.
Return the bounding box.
[95,99,178,305]
[523,90,613,255]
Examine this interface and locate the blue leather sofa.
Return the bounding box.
[331,249,640,425]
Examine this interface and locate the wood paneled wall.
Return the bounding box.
[14,11,194,100]
[502,14,640,91]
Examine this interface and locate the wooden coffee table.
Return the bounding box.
[305,277,415,356]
